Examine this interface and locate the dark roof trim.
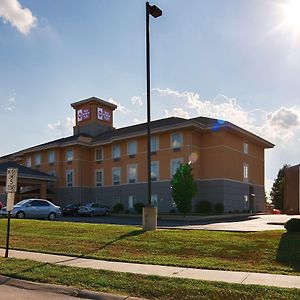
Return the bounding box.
[71,97,117,110]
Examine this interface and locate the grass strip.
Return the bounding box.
[0,219,299,275]
[0,257,299,300]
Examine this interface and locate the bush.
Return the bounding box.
[284,218,300,232]
[196,201,212,214]
[214,203,224,214]
[133,202,145,214]
[112,202,124,213]
[169,209,176,214]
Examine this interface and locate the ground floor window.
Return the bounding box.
[151,194,158,207]
[128,195,136,209]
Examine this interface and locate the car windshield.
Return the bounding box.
[15,200,30,206]
[66,203,76,208]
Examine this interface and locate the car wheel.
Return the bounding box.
[48,212,56,221]
[16,211,25,219]
[90,211,94,217]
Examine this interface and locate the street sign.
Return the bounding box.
[6,168,18,193]
[6,193,15,212]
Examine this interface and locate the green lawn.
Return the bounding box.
[0,219,299,275]
[0,257,299,300]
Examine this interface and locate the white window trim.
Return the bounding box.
[95,148,103,161]
[151,161,159,181]
[170,158,183,177]
[243,142,249,154]
[170,132,183,149]
[128,195,136,209]
[112,167,121,185]
[66,169,74,187]
[151,136,159,152]
[95,169,104,187]
[243,163,249,182]
[48,150,55,164]
[66,148,74,162]
[151,194,158,207]
[26,157,31,167]
[127,164,138,184]
[112,145,121,159]
[35,153,41,166]
[127,140,137,156]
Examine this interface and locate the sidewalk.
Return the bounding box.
[1,248,299,289]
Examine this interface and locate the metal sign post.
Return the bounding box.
[5,168,18,258]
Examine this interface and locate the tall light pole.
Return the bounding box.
[143,2,162,231]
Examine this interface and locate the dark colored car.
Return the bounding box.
[61,203,81,216]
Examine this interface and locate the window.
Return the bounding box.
[112,145,120,160]
[128,195,136,209]
[151,161,159,181]
[95,170,103,187]
[66,170,74,187]
[95,148,103,161]
[243,142,249,154]
[244,195,249,209]
[243,163,249,182]
[66,149,73,161]
[48,151,55,164]
[113,196,120,205]
[171,132,182,150]
[35,153,41,166]
[48,170,56,177]
[128,164,137,183]
[151,194,158,207]
[128,141,137,157]
[171,159,183,176]
[26,157,31,167]
[151,136,159,153]
[30,200,50,207]
[112,168,121,185]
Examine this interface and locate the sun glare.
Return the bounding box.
[283,0,300,30]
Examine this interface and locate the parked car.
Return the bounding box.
[272,208,281,214]
[0,199,61,221]
[78,203,110,216]
[61,203,81,216]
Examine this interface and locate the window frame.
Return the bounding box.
[66,169,74,187]
[170,132,183,150]
[95,148,103,162]
[243,142,249,154]
[151,161,159,182]
[151,136,159,153]
[127,164,137,184]
[112,167,121,185]
[26,156,31,168]
[48,150,55,164]
[66,149,74,162]
[127,140,137,157]
[243,163,249,182]
[95,169,104,187]
[170,158,183,177]
[35,153,41,166]
[112,145,121,160]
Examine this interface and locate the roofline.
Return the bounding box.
[71,97,117,110]
[0,172,56,182]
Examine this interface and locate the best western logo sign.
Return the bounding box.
[97,107,111,122]
[77,108,91,122]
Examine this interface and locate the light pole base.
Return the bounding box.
[142,206,157,231]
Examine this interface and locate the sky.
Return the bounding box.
[1,0,300,194]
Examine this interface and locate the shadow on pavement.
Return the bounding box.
[276,232,300,272]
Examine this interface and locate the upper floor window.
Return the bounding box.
[128,141,137,157]
[48,170,56,177]
[112,145,121,160]
[243,163,249,182]
[112,167,121,185]
[151,136,159,153]
[48,150,55,164]
[66,170,74,187]
[171,132,182,150]
[151,161,159,181]
[95,148,103,161]
[95,169,103,187]
[66,149,73,161]
[35,153,41,166]
[171,158,183,176]
[128,164,137,183]
[243,142,249,154]
[26,157,31,167]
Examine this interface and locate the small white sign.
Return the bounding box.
[6,193,15,212]
[6,168,18,193]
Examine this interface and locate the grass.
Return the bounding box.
[0,257,299,300]
[0,219,299,275]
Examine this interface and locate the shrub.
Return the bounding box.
[284,218,300,232]
[112,202,124,213]
[196,201,212,214]
[133,202,145,214]
[214,203,224,214]
[169,209,176,214]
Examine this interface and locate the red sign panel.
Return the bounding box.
[77,108,91,122]
[97,107,111,122]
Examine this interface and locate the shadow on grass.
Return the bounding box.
[276,232,300,272]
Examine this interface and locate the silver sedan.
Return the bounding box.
[0,199,61,221]
[78,203,110,216]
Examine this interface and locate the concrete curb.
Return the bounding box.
[0,275,148,300]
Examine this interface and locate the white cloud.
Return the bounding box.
[1,94,16,111]
[165,107,190,119]
[131,96,143,106]
[0,0,37,35]
[47,117,74,136]
[109,98,131,114]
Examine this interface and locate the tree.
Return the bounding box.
[171,163,198,215]
[270,164,289,211]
